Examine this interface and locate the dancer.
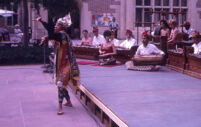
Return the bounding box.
[39,15,80,115]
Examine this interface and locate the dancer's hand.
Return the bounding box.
[33,17,42,22]
[40,36,48,46]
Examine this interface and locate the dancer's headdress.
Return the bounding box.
[56,13,72,28]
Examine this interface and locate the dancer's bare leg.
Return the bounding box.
[57,103,63,115]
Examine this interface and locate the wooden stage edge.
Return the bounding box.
[166,64,184,73]
[166,64,201,79]
[184,70,201,79]
[75,84,129,127]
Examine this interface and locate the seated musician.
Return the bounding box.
[99,30,117,65]
[92,26,105,46]
[81,29,92,46]
[119,29,138,49]
[168,20,180,43]
[111,30,121,47]
[192,31,201,55]
[183,21,195,40]
[160,20,170,37]
[125,32,164,71]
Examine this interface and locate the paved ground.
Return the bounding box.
[0,65,101,127]
[79,62,201,127]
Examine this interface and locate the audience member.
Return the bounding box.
[160,20,170,37]
[153,21,162,36]
[0,27,10,41]
[109,17,119,38]
[168,20,180,43]
[14,24,23,42]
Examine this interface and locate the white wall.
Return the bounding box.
[80,0,121,38]
[188,0,201,32]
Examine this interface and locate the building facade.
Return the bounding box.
[0,2,48,40]
[80,0,201,40]
[1,0,201,41]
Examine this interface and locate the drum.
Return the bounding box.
[133,55,164,65]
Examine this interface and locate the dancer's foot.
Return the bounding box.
[57,111,64,115]
[154,65,161,71]
[64,101,73,107]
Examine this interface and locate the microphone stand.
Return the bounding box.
[41,41,47,69]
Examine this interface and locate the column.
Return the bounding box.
[80,2,92,35]
[120,0,126,38]
[126,0,134,30]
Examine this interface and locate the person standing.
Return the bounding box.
[183,21,195,40]
[109,17,119,38]
[168,20,180,43]
[160,20,170,37]
[40,16,80,115]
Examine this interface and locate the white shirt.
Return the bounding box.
[111,38,121,47]
[14,28,22,34]
[109,21,119,30]
[136,43,164,56]
[185,28,195,38]
[14,28,23,38]
[119,38,137,49]
[92,34,105,46]
[192,42,201,55]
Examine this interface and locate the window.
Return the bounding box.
[155,0,161,6]
[182,9,188,22]
[136,8,152,27]
[136,8,142,26]
[163,8,170,20]
[173,0,179,6]
[163,0,169,6]
[181,0,187,7]
[135,0,187,27]
[144,8,151,26]
[154,8,161,22]
[136,0,142,6]
[173,8,179,25]
[144,0,151,6]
